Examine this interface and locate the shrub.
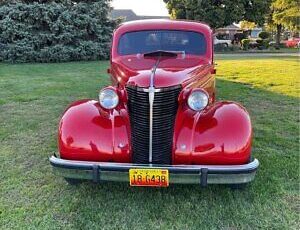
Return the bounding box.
[258,31,270,40]
[256,39,270,50]
[0,1,118,63]
[214,43,227,52]
[233,32,247,43]
[214,44,240,52]
[241,39,251,50]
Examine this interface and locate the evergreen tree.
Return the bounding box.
[0,0,118,62]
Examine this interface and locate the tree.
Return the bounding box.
[0,0,118,62]
[165,0,186,19]
[267,0,300,47]
[0,0,101,3]
[272,0,300,31]
[163,0,271,29]
[243,0,272,26]
[240,20,256,37]
[240,20,256,31]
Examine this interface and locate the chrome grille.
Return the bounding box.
[126,85,181,164]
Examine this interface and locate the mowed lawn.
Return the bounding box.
[0,55,299,229]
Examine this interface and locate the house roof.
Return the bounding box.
[224,24,240,29]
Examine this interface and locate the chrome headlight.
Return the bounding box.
[99,88,119,109]
[187,89,209,111]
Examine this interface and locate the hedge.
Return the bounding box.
[0,1,118,62]
[258,31,270,40]
[241,39,250,50]
[256,39,270,50]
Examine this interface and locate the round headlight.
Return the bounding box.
[187,90,209,111]
[99,88,119,109]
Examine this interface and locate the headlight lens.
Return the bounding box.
[99,88,119,109]
[187,90,209,111]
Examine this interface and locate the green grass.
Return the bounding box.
[216,47,300,54]
[0,56,299,229]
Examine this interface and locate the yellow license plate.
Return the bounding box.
[129,169,169,187]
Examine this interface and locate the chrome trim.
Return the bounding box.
[143,88,162,93]
[125,85,181,93]
[148,86,154,163]
[148,59,160,163]
[50,156,259,172]
[49,156,259,185]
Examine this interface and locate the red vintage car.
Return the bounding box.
[50,20,259,188]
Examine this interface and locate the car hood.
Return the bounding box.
[111,56,212,88]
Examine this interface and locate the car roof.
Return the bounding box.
[115,19,212,35]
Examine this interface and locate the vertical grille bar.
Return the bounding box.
[126,85,181,164]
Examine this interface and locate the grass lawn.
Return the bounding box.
[216,47,300,54]
[0,56,299,229]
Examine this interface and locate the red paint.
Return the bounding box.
[110,19,214,88]
[59,99,131,162]
[58,20,252,165]
[173,102,252,165]
[284,38,300,48]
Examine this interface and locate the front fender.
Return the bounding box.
[58,99,131,162]
[173,102,252,165]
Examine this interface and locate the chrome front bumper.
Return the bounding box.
[49,156,259,186]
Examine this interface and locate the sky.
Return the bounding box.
[111,0,169,16]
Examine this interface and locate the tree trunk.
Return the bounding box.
[275,24,282,49]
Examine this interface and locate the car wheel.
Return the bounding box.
[64,178,82,185]
[223,43,229,48]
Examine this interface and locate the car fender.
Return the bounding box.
[58,99,131,162]
[173,101,252,165]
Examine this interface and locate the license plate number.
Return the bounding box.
[129,169,169,187]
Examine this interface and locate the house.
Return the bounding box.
[250,27,263,38]
[111,9,169,22]
[215,24,242,40]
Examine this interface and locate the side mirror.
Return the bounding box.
[107,68,111,74]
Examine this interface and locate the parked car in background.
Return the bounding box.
[50,20,259,189]
[213,36,232,47]
[284,38,300,48]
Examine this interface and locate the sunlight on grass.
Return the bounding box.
[216,57,300,97]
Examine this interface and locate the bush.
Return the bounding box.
[256,31,271,50]
[214,43,227,52]
[0,1,118,63]
[214,44,240,52]
[258,31,270,40]
[233,32,247,44]
[241,39,251,50]
[269,41,286,50]
[256,39,270,50]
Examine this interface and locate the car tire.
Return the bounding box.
[64,178,82,185]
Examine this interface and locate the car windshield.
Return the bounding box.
[118,30,206,56]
